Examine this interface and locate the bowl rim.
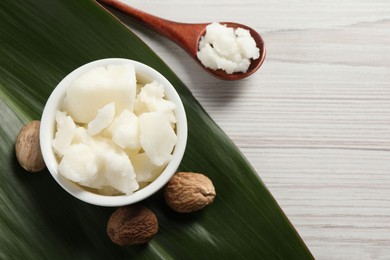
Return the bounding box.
[40,58,187,207]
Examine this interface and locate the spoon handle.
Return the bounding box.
[98,0,207,58]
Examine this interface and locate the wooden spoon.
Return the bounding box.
[98,0,266,80]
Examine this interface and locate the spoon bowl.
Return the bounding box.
[201,22,266,80]
[98,0,266,80]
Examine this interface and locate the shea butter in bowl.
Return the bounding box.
[40,58,187,207]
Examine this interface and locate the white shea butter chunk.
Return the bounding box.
[87,139,139,195]
[139,112,177,166]
[139,81,175,113]
[63,64,136,123]
[87,102,115,136]
[197,22,260,74]
[58,143,98,183]
[235,28,260,60]
[52,111,76,156]
[132,153,167,183]
[72,126,93,145]
[138,81,176,123]
[109,109,140,150]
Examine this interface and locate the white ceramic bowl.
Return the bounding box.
[40,58,187,207]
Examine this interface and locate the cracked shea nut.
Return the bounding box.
[15,120,46,172]
[107,204,158,246]
[164,172,216,213]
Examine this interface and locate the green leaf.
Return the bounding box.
[0,0,313,259]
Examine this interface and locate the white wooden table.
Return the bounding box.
[119,0,390,258]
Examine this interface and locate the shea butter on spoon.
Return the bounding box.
[52,63,177,196]
[197,22,260,74]
[98,0,266,80]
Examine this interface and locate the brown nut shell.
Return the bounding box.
[15,120,45,172]
[164,172,216,213]
[107,204,158,246]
